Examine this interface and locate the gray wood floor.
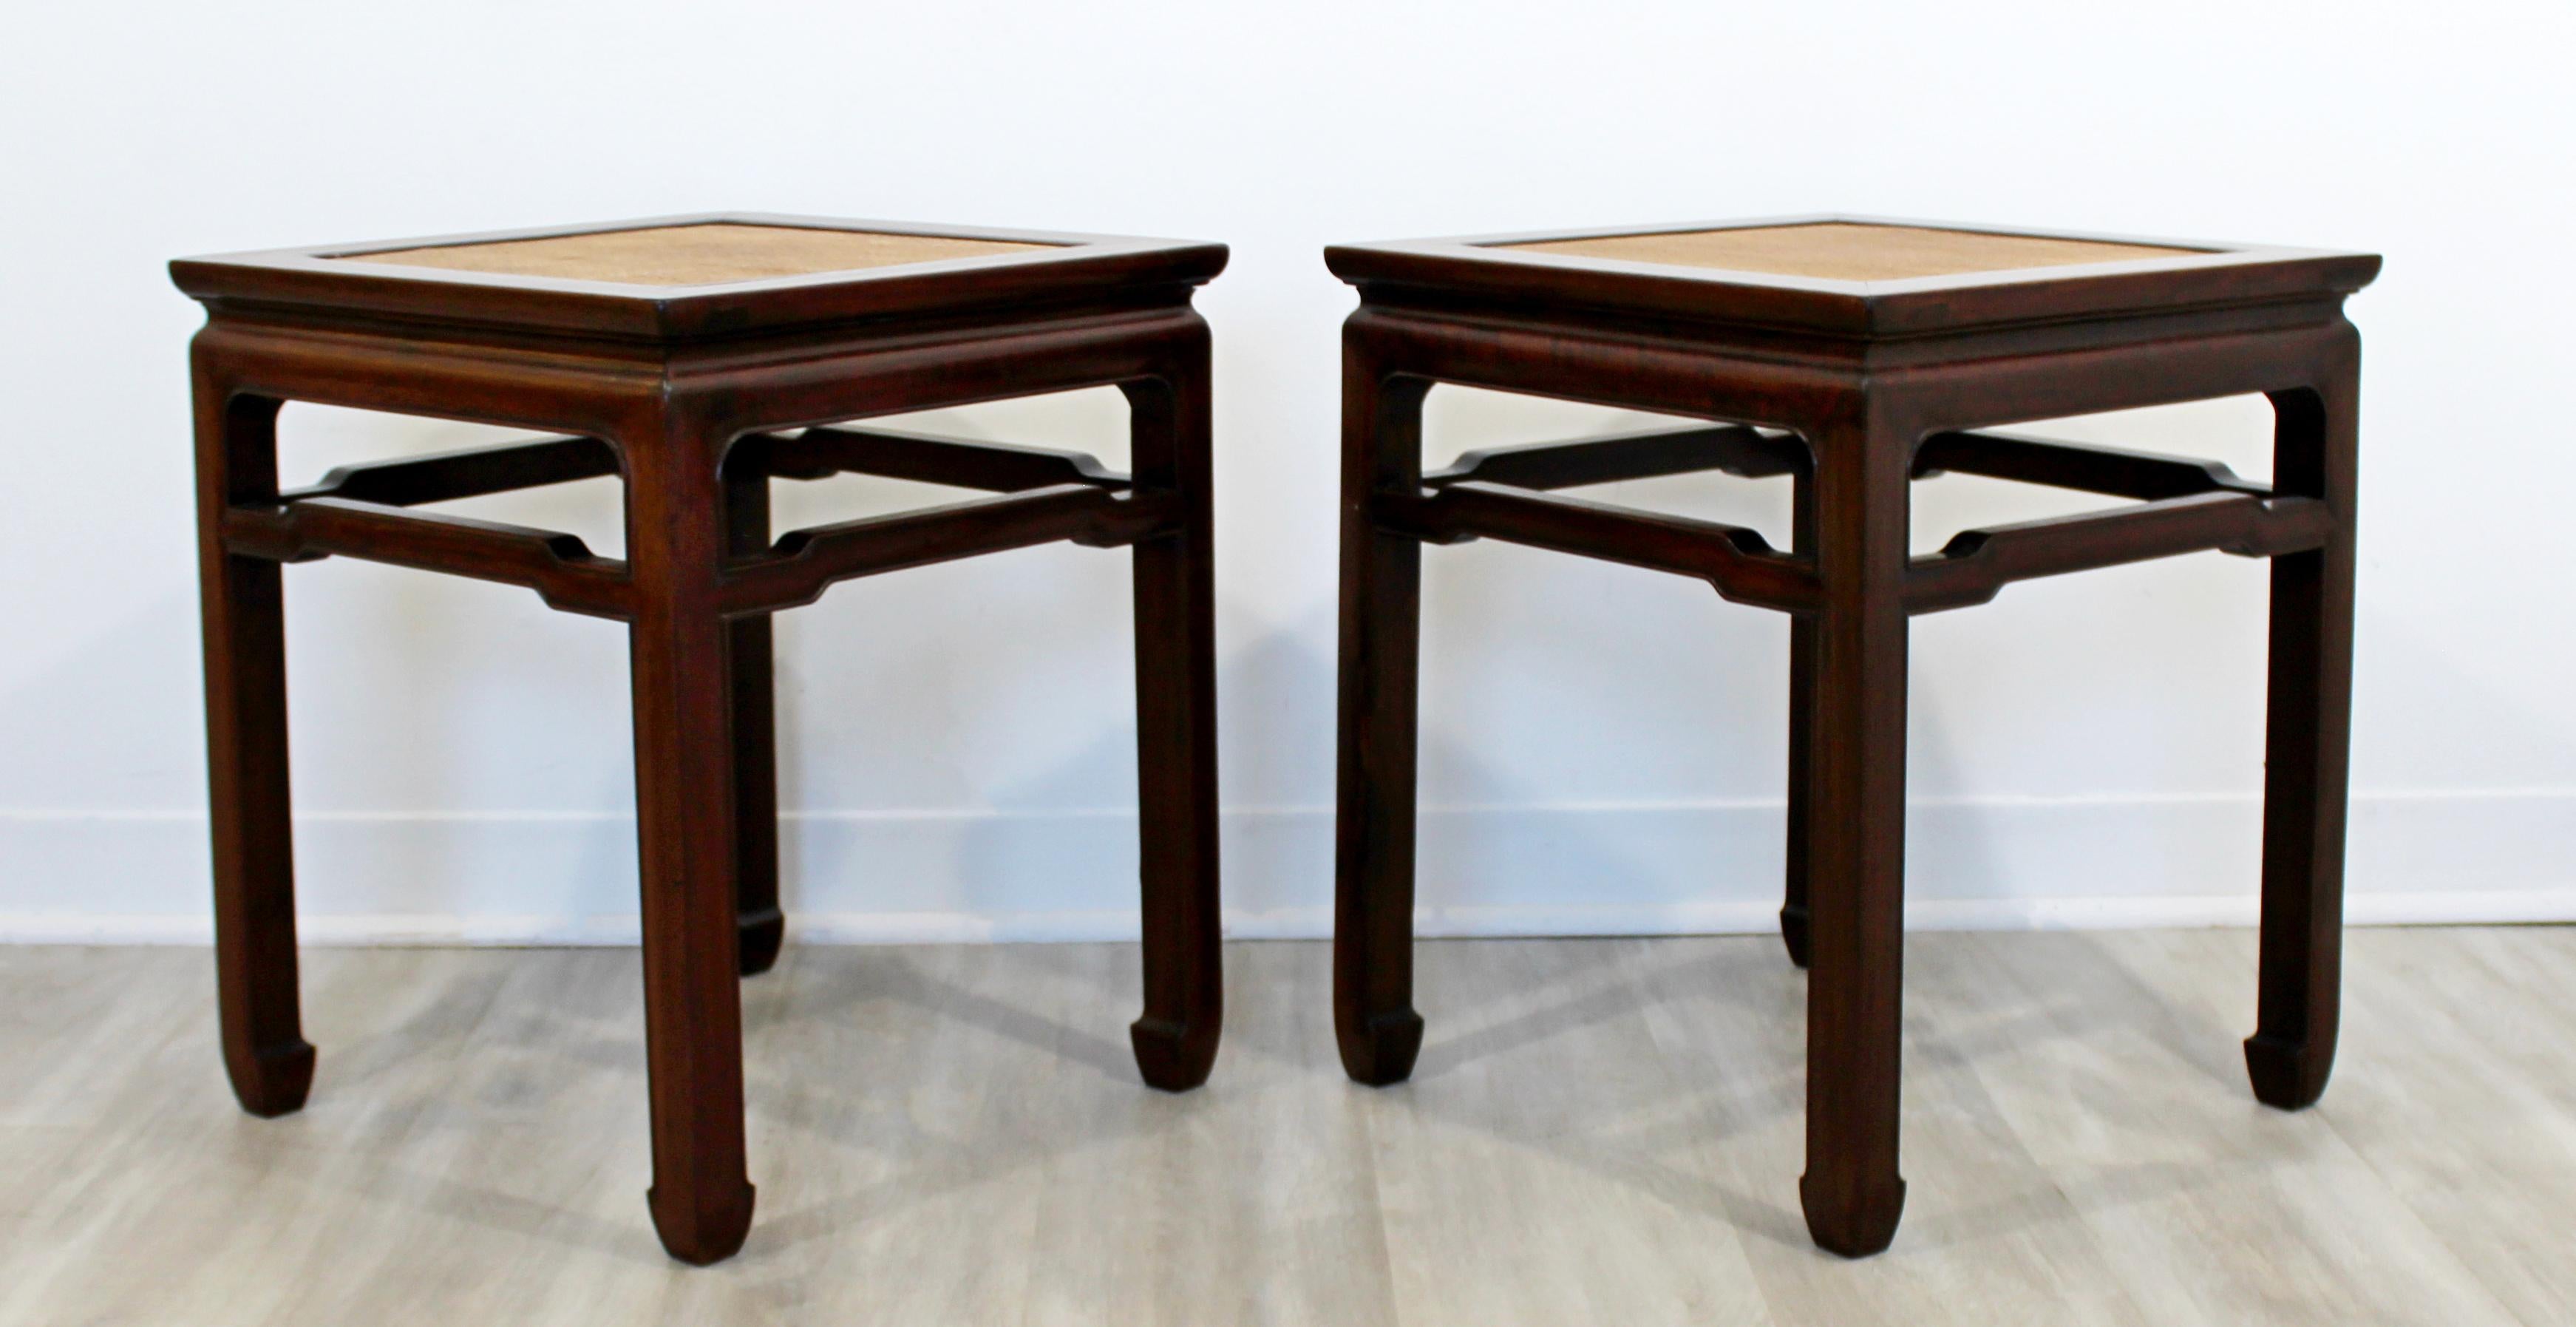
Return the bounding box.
[3,929,2572,1326]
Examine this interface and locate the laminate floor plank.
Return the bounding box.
[0,929,2568,1326]
[1960,930,2525,1327]
[1627,934,2155,1327]
[1016,941,1398,1327]
[1367,938,1777,1327]
[2311,928,2576,1326]
[0,946,205,1127]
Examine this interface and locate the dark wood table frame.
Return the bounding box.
[1324,216,2379,1256]
[173,215,1228,1264]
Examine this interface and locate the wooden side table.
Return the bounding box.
[1323,217,2378,1255]
[171,215,1228,1263]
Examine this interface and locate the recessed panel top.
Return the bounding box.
[1497,223,2201,282]
[331,222,1057,288]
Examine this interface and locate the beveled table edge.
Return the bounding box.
[172,212,1231,342]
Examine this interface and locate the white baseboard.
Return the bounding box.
[2,791,2570,944]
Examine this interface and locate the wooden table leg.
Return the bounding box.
[2246,359,2359,1110]
[1781,464,1818,970]
[194,374,313,1119]
[1797,414,1910,1258]
[1123,335,1225,1092]
[625,416,755,1265]
[1333,346,1430,1087]
[723,461,784,977]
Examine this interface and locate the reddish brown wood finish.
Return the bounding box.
[175,214,1229,1264]
[1123,347,1224,1088]
[1333,364,1430,1085]
[2249,381,2359,1110]
[1325,215,2376,1257]
[193,379,312,1119]
[722,458,784,975]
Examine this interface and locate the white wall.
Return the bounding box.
[3,0,2571,943]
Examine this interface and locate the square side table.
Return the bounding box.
[173,214,1229,1263]
[1324,215,2378,1255]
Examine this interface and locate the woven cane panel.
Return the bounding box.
[334,223,1053,286]
[1501,223,2198,282]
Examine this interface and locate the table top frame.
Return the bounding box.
[173,213,1229,342]
[1326,214,2379,337]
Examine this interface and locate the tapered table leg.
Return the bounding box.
[2246,361,2359,1109]
[625,416,755,1266]
[1123,335,1224,1091]
[1333,340,1430,1087]
[1797,415,1909,1258]
[194,375,312,1118]
[724,461,784,977]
